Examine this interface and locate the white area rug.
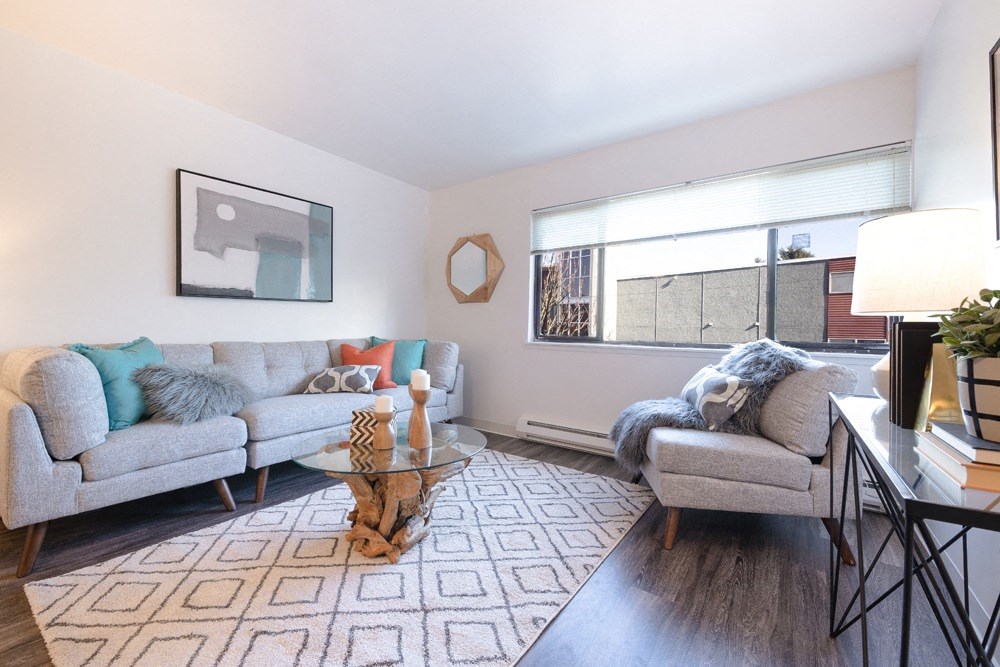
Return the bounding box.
[26,450,653,666]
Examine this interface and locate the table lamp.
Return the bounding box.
[851,208,988,402]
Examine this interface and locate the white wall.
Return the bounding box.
[0,28,430,351]
[913,0,1000,638]
[427,68,915,436]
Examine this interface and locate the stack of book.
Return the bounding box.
[916,421,1000,493]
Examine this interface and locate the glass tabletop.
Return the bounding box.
[831,393,1000,518]
[291,422,487,475]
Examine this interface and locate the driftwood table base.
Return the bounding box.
[329,459,470,563]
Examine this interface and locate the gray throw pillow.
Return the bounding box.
[681,365,751,431]
[305,365,380,394]
[132,364,251,426]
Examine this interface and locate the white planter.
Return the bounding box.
[956,357,1000,443]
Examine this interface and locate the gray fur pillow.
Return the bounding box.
[132,364,251,425]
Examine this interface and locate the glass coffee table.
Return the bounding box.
[292,422,486,563]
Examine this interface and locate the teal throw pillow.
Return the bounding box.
[369,336,427,385]
[68,337,165,430]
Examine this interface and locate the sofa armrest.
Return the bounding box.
[0,388,81,529]
[445,363,464,419]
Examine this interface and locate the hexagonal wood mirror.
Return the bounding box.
[446,234,504,303]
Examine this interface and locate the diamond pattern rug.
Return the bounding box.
[25,449,653,666]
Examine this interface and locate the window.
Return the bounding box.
[531,144,908,351]
[829,272,855,294]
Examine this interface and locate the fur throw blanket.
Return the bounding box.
[610,339,809,475]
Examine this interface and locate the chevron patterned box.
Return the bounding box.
[349,407,377,447]
[349,441,376,472]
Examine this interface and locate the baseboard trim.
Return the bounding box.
[453,416,517,438]
[455,416,615,458]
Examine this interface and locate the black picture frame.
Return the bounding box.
[990,37,1000,240]
[176,169,333,302]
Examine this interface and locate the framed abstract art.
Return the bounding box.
[176,170,333,302]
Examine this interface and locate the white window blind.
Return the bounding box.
[530,144,911,254]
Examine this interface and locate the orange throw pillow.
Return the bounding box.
[341,341,397,389]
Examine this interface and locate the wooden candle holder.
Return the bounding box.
[373,410,397,450]
[408,387,432,449]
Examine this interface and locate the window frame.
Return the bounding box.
[530,226,890,355]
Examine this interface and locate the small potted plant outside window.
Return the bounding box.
[936,289,1000,442]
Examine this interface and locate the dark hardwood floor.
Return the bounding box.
[0,432,950,666]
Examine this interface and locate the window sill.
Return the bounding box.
[524,340,884,365]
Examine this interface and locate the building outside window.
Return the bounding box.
[531,144,909,352]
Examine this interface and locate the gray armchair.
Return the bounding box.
[639,359,859,564]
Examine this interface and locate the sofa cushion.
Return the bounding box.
[68,337,165,430]
[212,341,331,400]
[759,360,858,457]
[423,340,460,391]
[238,393,375,441]
[326,338,370,367]
[159,343,214,367]
[371,336,427,385]
[373,386,448,413]
[79,416,247,482]
[646,427,813,492]
[342,342,397,389]
[1,347,110,460]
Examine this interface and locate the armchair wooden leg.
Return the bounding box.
[213,478,237,511]
[17,521,48,578]
[662,507,682,549]
[822,517,856,566]
[255,466,270,504]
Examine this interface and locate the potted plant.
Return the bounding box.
[936,288,1000,442]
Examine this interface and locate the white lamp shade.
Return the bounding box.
[851,209,989,315]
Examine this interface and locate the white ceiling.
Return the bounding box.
[0,1,942,190]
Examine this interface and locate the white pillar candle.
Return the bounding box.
[374,395,393,413]
[411,370,431,390]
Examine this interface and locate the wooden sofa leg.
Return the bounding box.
[662,507,682,549]
[17,521,48,578]
[213,479,237,511]
[822,518,856,566]
[255,466,270,504]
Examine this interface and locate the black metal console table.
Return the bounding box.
[829,394,1000,666]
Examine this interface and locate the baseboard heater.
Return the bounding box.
[515,418,614,457]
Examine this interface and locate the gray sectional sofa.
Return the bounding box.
[0,338,463,576]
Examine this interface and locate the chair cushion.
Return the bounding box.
[238,393,376,441]
[79,416,247,482]
[759,360,858,457]
[645,427,813,492]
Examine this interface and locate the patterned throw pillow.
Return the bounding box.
[305,365,381,394]
[681,365,751,431]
